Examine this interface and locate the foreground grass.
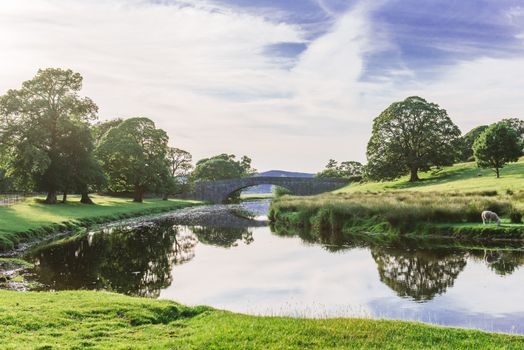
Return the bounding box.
[0,195,199,251]
[339,158,524,193]
[0,291,522,350]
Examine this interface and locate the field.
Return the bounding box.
[0,290,522,350]
[0,195,199,251]
[338,158,524,193]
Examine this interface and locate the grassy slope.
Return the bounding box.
[0,195,198,250]
[338,158,524,193]
[0,291,522,350]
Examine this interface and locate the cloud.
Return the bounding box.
[0,0,380,171]
[1,0,524,172]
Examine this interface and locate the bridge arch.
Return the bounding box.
[179,176,351,204]
[225,183,294,202]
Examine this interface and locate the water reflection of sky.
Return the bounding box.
[159,227,524,335]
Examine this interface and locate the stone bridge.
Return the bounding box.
[178,176,351,204]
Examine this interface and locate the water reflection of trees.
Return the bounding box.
[371,248,467,302]
[469,249,524,276]
[190,226,254,247]
[27,221,197,297]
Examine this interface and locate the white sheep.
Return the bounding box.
[481,210,501,226]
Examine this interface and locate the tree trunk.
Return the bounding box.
[80,192,94,204]
[62,191,68,203]
[496,167,500,178]
[162,193,169,201]
[409,167,420,182]
[133,186,144,203]
[45,190,58,204]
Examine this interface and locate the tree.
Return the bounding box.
[163,147,193,199]
[191,154,256,182]
[167,147,192,178]
[92,118,123,145]
[96,117,170,202]
[458,125,488,162]
[59,121,105,204]
[316,159,363,178]
[473,122,522,178]
[366,96,461,182]
[0,68,98,203]
[501,118,524,152]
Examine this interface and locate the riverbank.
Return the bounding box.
[0,290,522,349]
[0,195,200,252]
[269,191,524,239]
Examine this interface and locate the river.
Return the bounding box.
[7,200,524,335]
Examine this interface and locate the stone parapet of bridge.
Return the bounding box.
[178,176,351,204]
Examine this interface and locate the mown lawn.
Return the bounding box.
[0,195,199,251]
[0,290,522,350]
[338,158,524,193]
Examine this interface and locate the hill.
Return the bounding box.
[338,158,524,193]
[256,170,314,178]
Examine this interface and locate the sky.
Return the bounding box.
[1,0,524,172]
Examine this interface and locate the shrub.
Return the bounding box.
[273,187,293,198]
[510,210,523,224]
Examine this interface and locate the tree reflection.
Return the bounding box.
[371,248,467,302]
[191,226,253,247]
[27,221,197,297]
[469,249,524,276]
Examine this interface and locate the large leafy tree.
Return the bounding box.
[59,121,105,204]
[473,122,522,178]
[96,117,170,202]
[0,68,98,203]
[191,154,256,182]
[366,96,461,182]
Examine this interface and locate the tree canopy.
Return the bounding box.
[316,159,363,179]
[458,125,488,162]
[0,68,98,203]
[191,154,256,182]
[96,117,170,202]
[366,96,461,182]
[473,122,522,178]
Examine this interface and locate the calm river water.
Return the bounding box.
[17,201,524,335]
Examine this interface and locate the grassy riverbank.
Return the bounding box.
[0,290,522,349]
[270,160,524,238]
[0,195,199,251]
[270,191,524,239]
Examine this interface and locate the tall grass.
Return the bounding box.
[269,191,523,237]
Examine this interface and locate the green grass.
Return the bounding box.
[339,158,524,193]
[269,159,524,239]
[270,191,524,239]
[240,193,274,200]
[0,290,522,350]
[0,195,199,251]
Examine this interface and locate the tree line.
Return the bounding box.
[318,96,523,181]
[0,68,255,204]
